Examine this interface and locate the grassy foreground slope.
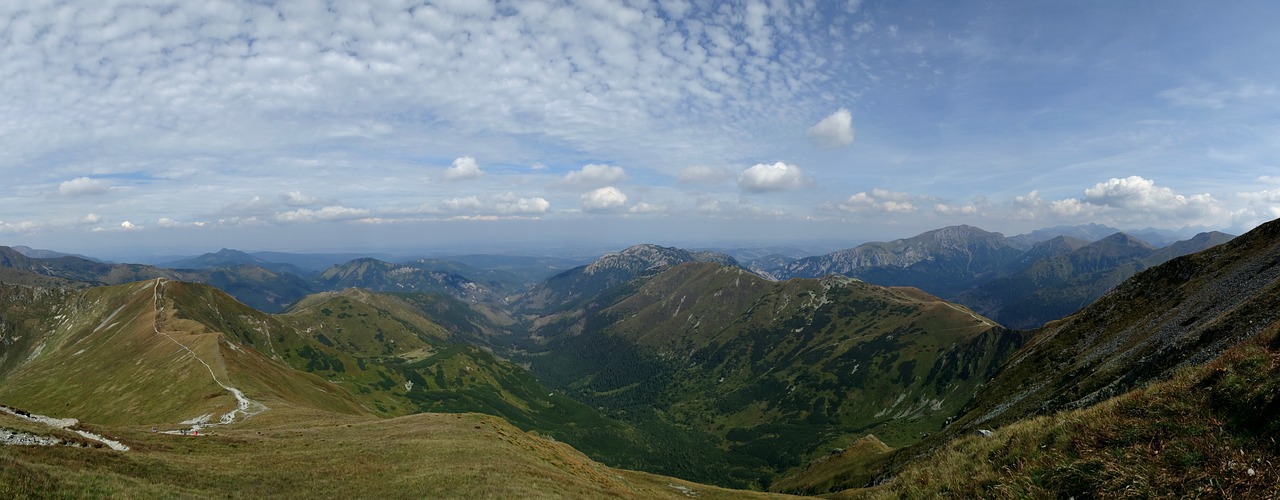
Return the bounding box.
[854,325,1280,499]
[1,407,792,499]
[950,216,1280,436]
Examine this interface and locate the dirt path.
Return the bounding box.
[0,405,130,451]
[944,301,997,327]
[152,279,267,431]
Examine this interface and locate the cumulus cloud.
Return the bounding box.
[934,203,978,216]
[438,192,550,215]
[807,108,855,148]
[444,156,484,180]
[1236,188,1280,224]
[120,221,140,230]
[739,162,805,193]
[58,177,111,197]
[156,217,209,228]
[826,188,917,214]
[677,165,735,184]
[282,190,319,206]
[1047,176,1225,226]
[81,213,102,225]
[1014,190,1044,219]
[1082,176,1217,216]
[629,202,666,214]
[562,164,626,187]
[275,206,371,223]
[581,187,628,212]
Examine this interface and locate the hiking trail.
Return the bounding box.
[152,278,267,432]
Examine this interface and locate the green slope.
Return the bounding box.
[0,280,364,427]
[860,323,1280,499]
[522,262,1025,488]
[810,218,1280,496]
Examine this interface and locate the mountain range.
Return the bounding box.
[2,219,1276,498]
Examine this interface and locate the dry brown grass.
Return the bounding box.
[841,329,1280,499]
[1,408,797,498]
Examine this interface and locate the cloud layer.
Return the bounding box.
[0,1,1276,251]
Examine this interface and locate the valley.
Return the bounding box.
[3,220,1276,498]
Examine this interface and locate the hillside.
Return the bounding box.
[776,225,1025,298]
[0,280,364,427]
[160,248,312,277]
[521,261,1025,487]
[956,232,1158,329]
[857,319,1280,498]
[766,223,1264,495]
[516,244,741,313]
[0,407,789,499]
[0,279,796,498]
[0,246,317,313]
[314,258,500,304]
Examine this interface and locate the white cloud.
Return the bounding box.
[1236,188,1280,226]
[1048,176,1225,226]
[0,220,41,234]
[444,156,484,180]
[677,165,735,184]
[562,164,626,187]
[629,202,665,213]
[826,188,917,214]
[282,190,318,206]
[934,203,978,216]
[120,221,140,230]
[275,206,371,223]
[1049,198,1090,217]
[581,186,628,212]
[739,162,805,193]
[221,196,273,216]
[58,177,111,196]
[1014,190,1044,219]
[156,217,208,228]
[81,213,102,225]
[438,192,550,215]
[807,108,855,148]
[1081,176,1218,218]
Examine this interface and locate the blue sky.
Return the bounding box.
[2,0,1278,255]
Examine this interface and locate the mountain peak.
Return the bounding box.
[584,244,736,275]
[1093,232,1157,250]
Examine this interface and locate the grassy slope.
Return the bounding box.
[525,263,1024,488]
[0,281,795,498]
[157,285,690,479]
[949,217,1280,438]
[0,407,795,499]
[800,218,1280,496]
[852,325,1280,499]
[0,280,364,426]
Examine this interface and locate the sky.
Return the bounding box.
[2,0,1279,256]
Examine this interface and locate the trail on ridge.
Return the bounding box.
[151,278,267,430]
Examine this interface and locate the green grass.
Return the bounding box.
[519,263,1023,488]
[848,326,1280,499]
[0,409,795,499]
